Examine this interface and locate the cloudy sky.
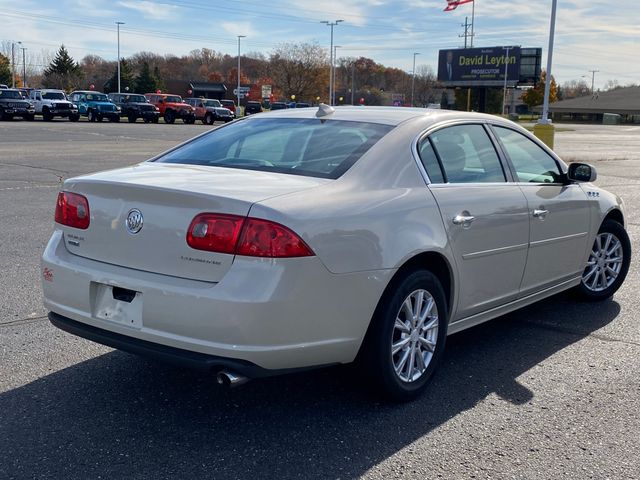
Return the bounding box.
[1,0,638,89]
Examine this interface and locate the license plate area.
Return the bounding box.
[91,282,143,328]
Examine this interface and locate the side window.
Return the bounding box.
[492,126,562,183]
[430,124,506,183]
[418,138,445,184]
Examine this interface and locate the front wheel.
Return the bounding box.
[360,270,448,401]
[204,113,214,125]
[127,114,137,123]
[575,219,631,301]
[164,110,175,124]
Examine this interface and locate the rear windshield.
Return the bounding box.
[155,118,393,179]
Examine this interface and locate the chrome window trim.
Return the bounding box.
[411,120,512,186]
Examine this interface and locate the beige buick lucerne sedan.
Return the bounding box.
[42,106,631,399]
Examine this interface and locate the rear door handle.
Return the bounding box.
[452,214,475,226]
[533,209,549,218]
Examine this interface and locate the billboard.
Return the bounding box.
[438,46,522,87]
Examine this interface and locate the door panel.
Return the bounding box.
[430,185,529,320]
[518,184,590,294]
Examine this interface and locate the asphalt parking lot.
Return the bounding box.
[1,119,639,479]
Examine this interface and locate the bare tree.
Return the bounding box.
[268,42,329,101]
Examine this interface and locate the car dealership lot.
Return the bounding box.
[1,120,639,479]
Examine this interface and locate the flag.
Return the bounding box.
[444,0,474,11]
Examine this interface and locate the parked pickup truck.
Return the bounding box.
[68,91,121,122]
[30,89,79,121]
[144,93,195,124]
[0,88,35,120]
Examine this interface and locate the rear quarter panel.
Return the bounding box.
[250,117,453,275]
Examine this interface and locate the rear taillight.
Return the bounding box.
[186,214,244,254]
[186,213,313,258]
[236,218,313,258]
[54,191,90,229]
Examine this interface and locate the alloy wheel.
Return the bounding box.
[391,289,439,383]
[582,232,624,292]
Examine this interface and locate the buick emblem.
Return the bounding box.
[126,209,143,234]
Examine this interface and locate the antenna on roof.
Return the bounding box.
[316,103,335,118]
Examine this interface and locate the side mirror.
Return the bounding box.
[567,162,597,183]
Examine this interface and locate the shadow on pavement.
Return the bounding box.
[0,293,620,479]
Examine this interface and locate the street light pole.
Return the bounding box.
[116,22,125,93]
[588,69,599,94]
[502,46,512,115]
[21,47,27,88]
[11,41,21,88]
[332,45,341,105]
[411,52,420,107]
[237,35,246,115]
[321,20,343,106]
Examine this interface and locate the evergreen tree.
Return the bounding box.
[103,58,135,93]
[42,45,83,90]
[153,65,165,92]
[0,54,11,86]
[134,62,158,94]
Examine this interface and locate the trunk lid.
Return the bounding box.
[62,162,329,282]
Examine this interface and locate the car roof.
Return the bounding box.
[249,105,501,126]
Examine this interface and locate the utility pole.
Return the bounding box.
[237,35,246,115]
[411,52,420,107]
[116,22,125,93]
[588,69,599,94]
[459,17,472,48]
[321,20,343,106]
[21,47,27,88]
[502,46,512,115]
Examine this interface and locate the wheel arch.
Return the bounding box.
[355,250,455,359]
[603,208,624,227]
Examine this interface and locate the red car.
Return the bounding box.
[144,93,196,124]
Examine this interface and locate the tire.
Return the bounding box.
[87,110,96,122]
[360,269,448,401]
[127,114,137,123]
[109,115,120,123]
[204,113,214,125]
[69,114,80,122]
[43,109,53,121]
[574,219,631,301]
[164,110,175,124]
[184,116,195,124]
[143,117,150,124]
[25,114,35,121]
[96,114,103,122]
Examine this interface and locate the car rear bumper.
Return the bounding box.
[42,229,392,371]
[48,312,313,377]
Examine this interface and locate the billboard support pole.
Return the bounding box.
[502,46,512,115]
[469,1,475,111]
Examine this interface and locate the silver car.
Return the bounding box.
[42,106,631,399]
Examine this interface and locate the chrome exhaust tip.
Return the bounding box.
[217,370,249,388]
